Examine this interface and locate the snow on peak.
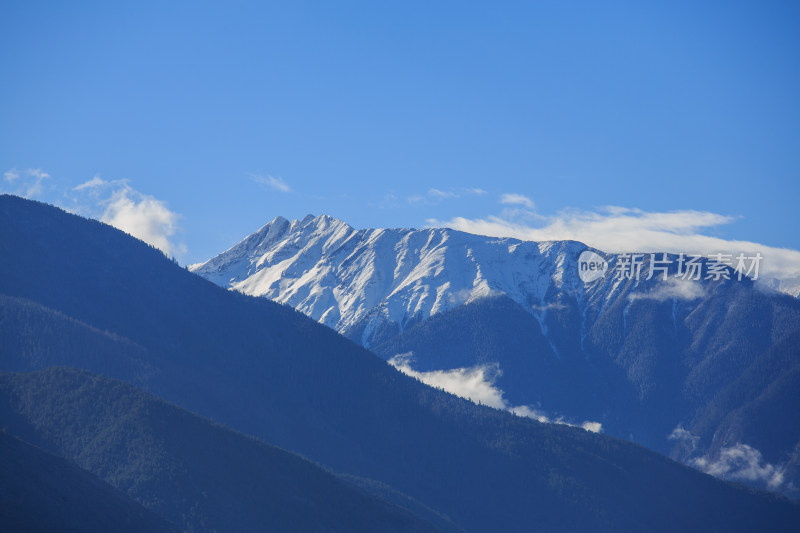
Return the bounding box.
[191,215,595,345]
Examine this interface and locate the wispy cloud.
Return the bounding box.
[429,187,486,199]
[1,167,51,198]
[668,425,700,455]
[251,174,291,193]
[388,353,602,432]
[407,187,486,206]
[73,176,107,191]
[630,277,705,302]
[428,188,458,199]
[428,206,800,283]
[530,301,568,313]
[500,193,534,209]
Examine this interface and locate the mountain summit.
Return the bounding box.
[191,214,591,347]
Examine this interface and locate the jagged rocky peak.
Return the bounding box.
[191,215,597,344]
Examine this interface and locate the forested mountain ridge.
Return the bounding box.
[0,367,442,533]
[1,194,799,532]
[0,431,178,533]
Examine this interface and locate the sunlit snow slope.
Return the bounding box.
[191,214,597,346]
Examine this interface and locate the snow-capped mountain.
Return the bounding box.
[192,214,800,498]
[191,214,609,346]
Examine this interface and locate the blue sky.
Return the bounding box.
[2,1,799,277]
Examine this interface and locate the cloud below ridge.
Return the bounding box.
[692,443,788,490]
[630,277,706,302]
[388,353,602,433]
[669,426,789,490]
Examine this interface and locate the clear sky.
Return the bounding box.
[2,1,799,277]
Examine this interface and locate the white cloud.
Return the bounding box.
[65,174,187,259]
[429,188,457,199]
[668,426,790,491]
[4,168,20,182]
[691,443,786,489]
[252,174,291,193]
[73,176,107,191]
[531,302,568,312]
[408,187,486,205]
[406,193,426,205]
[500,193,534,209]
[507,405,552,423]
[2,167,187,259]
[100,187,184,257]
[388,353,602,432]
[630,277,705,302]
[388,353,506,408]
[668,425,700,454]
[428,206,800,283]
[1,167,50,198]
[581,421,603,433]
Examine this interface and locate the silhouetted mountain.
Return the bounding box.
[0,431,177,533]
[0,367,440,533]
[1,195,799,532]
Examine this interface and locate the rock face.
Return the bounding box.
[190,214,595,346]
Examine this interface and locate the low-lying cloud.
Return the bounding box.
[668,426,789,490]
[692,443,787,489]
[531,301,568,313]
[388,353,602,432]
[630,277,705,302]
[668,425,700,455]
[388,353,506,408]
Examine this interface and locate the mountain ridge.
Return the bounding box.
[0,367,442,533]
[190,213,595,346]
[3,195,799,532]
[0,431,178,533]
[191,212,800,497]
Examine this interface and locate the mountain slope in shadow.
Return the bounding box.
[0,431,178,533]
[0,367,440,533]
